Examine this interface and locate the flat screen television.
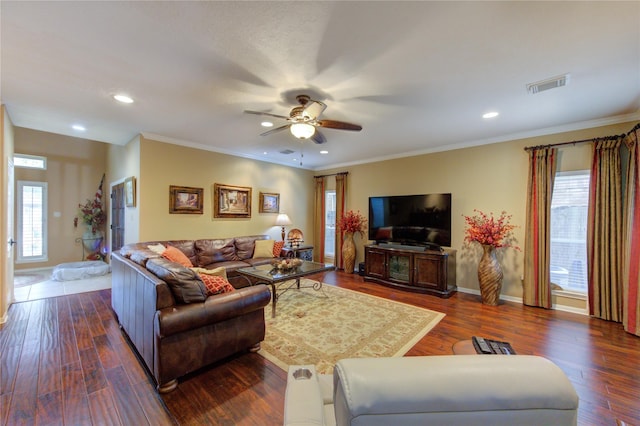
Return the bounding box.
[368,193,452,247]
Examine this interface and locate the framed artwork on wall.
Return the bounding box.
[259,192,280,213]
[169,185,203,214]
[124,176,136,207]
[214,183,252,218]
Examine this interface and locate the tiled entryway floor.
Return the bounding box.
[13,267,112,302]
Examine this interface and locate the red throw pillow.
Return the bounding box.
[199,274,235,296]
[162,245,193,267]
[273,240,285,257]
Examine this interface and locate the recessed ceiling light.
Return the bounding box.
[261,121,273,127]
[72,124,86,131]
[483,111,499,119]
[320,150,328,154]
[263,151,268,155]
[113,94,134,104]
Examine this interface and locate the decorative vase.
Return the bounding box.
[82,227,103,260]
[477,244,503,306]
[342,232,356,273]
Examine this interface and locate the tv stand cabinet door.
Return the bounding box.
[413,253,446,291]
[365,247,386,279]
[388,252,413,284]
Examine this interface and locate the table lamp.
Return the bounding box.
[275,213,292,241]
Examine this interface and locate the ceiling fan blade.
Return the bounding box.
[317,119,362,131]
[260,124,290,137]
[311,129,327,144]
[244,110,290,120]
[302,100,327,120]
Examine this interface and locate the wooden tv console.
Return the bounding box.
[364,244,456,298]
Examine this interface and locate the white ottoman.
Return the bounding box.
[51,261,111,281]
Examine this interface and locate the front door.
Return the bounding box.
[5,158,15,304]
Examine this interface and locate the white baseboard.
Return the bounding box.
[456,286,588,316]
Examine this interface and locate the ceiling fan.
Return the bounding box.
[244,95,362,144]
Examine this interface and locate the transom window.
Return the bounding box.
[14,154,47,170]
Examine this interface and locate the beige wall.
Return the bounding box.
[13,128,108,269]
[134,136,314,243]
[1,106,16,323]
[107,136,141,246]
[318,121,637,311]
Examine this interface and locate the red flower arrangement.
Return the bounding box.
[73,175,106,233]
[338,210,368,236]
[463,209,520,250]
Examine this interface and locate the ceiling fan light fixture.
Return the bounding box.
[290,122,315,139]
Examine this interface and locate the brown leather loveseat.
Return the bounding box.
[111,235,280,392]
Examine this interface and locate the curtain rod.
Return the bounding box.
[313,171,349,179]
[523,122,639,152]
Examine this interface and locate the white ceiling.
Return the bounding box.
[2,1,639,170]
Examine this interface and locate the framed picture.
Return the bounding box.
[124,176,136,207]
[259,192,280,213]
[214,183,251,218]
[169,185,203,214]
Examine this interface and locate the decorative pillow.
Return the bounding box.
[162,245,193,267]
[273,240,285,257]
[146,258,206,304]
[198,273,235,296]
[253,239,275,258]
[147,243,166,255]
[190,266,228,280]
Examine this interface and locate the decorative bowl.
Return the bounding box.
[271,258,303,271]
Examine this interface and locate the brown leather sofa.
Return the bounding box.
[111,235,279,392]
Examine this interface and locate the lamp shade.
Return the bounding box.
[290,122,316,139]
[275,213,292,226]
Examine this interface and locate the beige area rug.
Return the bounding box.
[14,268,54,288]
[258,280,445,374]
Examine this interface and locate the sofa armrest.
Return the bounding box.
[284,365,327,426]
[156,284,271,337]
[333,356,578,426]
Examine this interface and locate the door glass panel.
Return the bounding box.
[389,254,410,281]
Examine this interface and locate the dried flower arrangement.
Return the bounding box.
[463,209,520,250]
[73,175,106,234]
[338,210,368,236]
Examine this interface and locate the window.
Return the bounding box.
[14,154,47,169]
[550,171,589,294]
[17,181,48,263]
[324,191,336,258]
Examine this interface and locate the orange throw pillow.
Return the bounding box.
[273,240,285,257]
[162,245,193,267]
[199,274,235,296]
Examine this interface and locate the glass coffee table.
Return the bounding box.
[238,261,335,318]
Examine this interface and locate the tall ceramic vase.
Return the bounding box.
[477,244,503,305]
[342,232,356,273]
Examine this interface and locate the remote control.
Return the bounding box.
[473,336,492,354]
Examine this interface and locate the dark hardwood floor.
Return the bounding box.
[1,271,639,425]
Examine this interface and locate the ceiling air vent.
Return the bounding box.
[526,74,570,94]
[280,149,295,155]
